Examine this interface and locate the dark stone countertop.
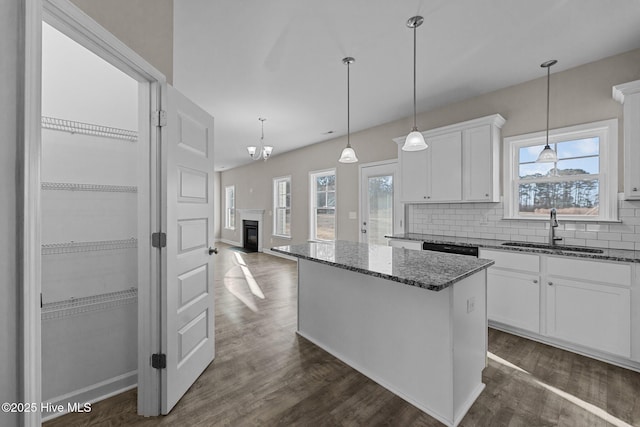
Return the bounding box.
[271,240,494,292]
[386,233,640,263]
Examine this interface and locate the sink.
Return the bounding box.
[501,242,604,254]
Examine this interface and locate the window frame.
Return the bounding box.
[224,185,235,230]
[503,119,618,221]
[272,175,292,238]
[309,168,337,242]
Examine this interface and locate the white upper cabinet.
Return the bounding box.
[399,145,430,202]
[463,124,499,201]
[395,114,505,203]
[428,131,462,201]
[613,79,640,200]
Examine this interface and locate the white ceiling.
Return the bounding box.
[173,0,640,172]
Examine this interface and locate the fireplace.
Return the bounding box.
[243,220,259,252]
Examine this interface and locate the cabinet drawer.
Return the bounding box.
[480,249,539,272]
[547,257,631,286]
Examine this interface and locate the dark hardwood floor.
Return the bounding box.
[45,243,640,426]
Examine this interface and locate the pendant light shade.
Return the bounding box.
[339,57,358,163]
[404,130,427,151]
[339,146,358,163]
[536,59,558,163]
[402,16,427,152]
[536,145,557,162]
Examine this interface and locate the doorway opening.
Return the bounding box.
[40,22,140,421]
[359,160,403,245]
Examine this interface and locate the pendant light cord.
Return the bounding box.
[347,60,351,148]
[413,24,417,130]
[546,65,550,147]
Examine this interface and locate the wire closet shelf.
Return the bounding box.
[41,116,138,142]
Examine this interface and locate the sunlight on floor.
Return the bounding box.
[234,252,265,299]
[222,251,266,312]
[487,352,633,427]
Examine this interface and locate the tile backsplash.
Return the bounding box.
[407,196,640,251]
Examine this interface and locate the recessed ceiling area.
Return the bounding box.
[173,0,640,171]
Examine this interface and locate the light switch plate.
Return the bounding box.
[348,211,357,220]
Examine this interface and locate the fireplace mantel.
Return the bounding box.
[238,209,265,252]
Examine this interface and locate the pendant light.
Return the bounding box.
[247,117,273,161]
[536,60,558,163]
[402,15,427,152]
[339,57,358,163]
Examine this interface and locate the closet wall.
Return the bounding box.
[41,23,140,412]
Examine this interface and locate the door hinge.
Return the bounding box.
[152,232,166,248]
[153,110,167,127]
[151,353,166,369]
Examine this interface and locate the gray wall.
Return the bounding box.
[1,0,20,425]
[70,0,174,83]
[220,48,640,246]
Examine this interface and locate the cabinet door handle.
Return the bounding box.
[548,281,553,286]
[533,279,538,284]
[634,187,638,192]
[485,193,489,197]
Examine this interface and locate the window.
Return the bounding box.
[225,185,235,229]
[309,169,336,241]
[504,119,618,221]
[273,176,291,238]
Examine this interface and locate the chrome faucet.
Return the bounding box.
[549,208,563,246]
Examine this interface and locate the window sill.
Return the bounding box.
[272,234,292,240]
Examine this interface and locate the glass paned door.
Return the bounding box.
[360,162,401,246]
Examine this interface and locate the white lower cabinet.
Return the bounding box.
[481,248,636,367]
[487,269,540,333]
[545,277,631,357]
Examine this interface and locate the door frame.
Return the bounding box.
[22,1,166,424]
[358,159,403,244]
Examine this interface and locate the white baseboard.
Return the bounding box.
[263,248,297,261]
[219,238,240,247]
[489,322,640,373]
[42,371,137,421]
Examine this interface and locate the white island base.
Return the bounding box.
[297,259,487,427]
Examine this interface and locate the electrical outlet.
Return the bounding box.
[466,297,475,313]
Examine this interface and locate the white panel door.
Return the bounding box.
[359,161,400,245]
[162,85,216,413]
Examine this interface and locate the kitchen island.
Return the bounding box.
[271,240,494,427]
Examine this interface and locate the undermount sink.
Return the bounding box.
[501,242,604,254]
